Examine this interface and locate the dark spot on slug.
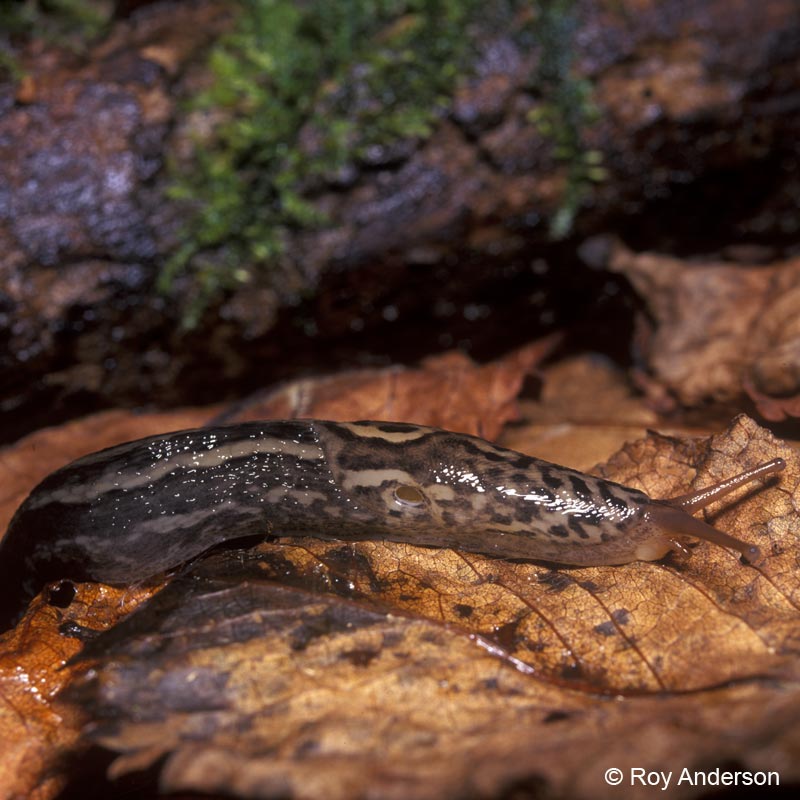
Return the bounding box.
[440,510,461,526]
[598,482,629,513]
[532,485,556,504]
[267,420,322,443]
[478,450,508,463]
[549,524,570,538]
[569,475,592,499]
[373,423,421,434]
[453,603,474,618]
[512,455,536,470]
[347,485,378,500]
[511,472,556,496]
[336,451,400,471]
[457,440,508,463]
[540,469,563,490]
[567,516,588,538]
[517,501,544,521]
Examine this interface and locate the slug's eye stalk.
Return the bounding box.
[649,457,786,564]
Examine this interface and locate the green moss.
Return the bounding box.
[164,0,491,325]
[165,0,600,325]
[528,0,605,238]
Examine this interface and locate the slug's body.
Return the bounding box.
[0,419,785,628]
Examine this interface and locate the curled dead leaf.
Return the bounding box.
[609,244,800,417]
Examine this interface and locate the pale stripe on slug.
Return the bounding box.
[341,469,421,490]
[336,421,432,442]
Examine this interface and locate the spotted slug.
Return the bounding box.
[0,419,785,629]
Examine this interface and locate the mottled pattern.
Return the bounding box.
[1,418,675,626]
[318,421,657,565]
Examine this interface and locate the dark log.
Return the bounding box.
[1,0,798,441]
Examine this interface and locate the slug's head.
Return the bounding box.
[324,423,786,567]
[324,422,658,563]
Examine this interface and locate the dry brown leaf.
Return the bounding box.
[0,608,83,800]
[52,415,800,799]
[502,355,661,471]
[0,581,158,799]
[743,377,800,424]
[218,339,558,439]
[609,244,800,417]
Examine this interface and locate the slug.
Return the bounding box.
[0,419,785,629]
